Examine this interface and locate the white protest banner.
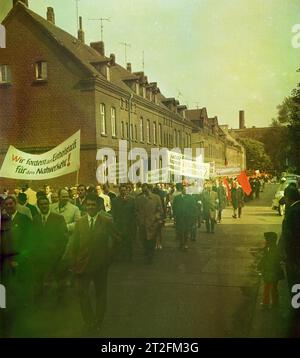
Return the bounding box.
[215,167,241,177]
[0,130,80,180]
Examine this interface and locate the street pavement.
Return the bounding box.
[11,183,290,338]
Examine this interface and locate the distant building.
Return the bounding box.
[186,108,246,171]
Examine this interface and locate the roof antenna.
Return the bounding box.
[142,50,145,72]
[75,0,80,30]
[89,17,111,42]
[120,42,131,66]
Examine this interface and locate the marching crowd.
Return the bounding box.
[0,176,270,336]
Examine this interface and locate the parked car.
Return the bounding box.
[272,176,299,216]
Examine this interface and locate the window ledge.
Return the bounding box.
[101,133,108,137]
[112,135,118,139]
[32,79,48,85]
[0,82,11,87]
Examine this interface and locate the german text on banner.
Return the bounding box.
[0,130,80,180]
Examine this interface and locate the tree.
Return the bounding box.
[273,78,300,173]
[238,138,272,171]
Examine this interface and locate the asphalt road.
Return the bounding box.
[10,183,287,338]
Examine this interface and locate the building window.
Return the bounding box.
[100,104,107,135]
[174,129,177,146]
[126,123,129,138]
[153,122,157,144]
[0,65,11,83]
[146,120,151,143]
[177,131,180,147]
[121,121,124,138]
[142,86,146,98]
[106,66,110,81]
[140,117,144,142]
[159,124,163,145]
[135,125,138,141]
[35,61,47,80]
[111,107,117,137]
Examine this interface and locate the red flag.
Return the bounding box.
[223,177,231,201]
[237,171,252,195]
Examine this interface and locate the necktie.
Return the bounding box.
[42,215,46,226]
[90,217,94,230]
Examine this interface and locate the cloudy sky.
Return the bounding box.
[1,0,300,128]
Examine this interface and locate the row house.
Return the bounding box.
[186,108,246,171]
[0,1,194,189]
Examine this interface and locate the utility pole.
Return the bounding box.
[195,102,200,109]
[89,17,111,42]
[120,42,131,65]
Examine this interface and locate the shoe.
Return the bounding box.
[232,215,237,219]
[184,245,188,250]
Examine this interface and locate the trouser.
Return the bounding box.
[76,269,108,327]
[204,213,215,233]
[206,218,215,233]
[262,281,278,305]
[217,209,222,222]
[121,233,133,259]
[139,226,156,261]
[233,207,242,218]
[191,222,197,241]
[176,229,189,248]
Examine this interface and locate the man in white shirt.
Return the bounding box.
[51,188,81,233]
[96,185,111,213]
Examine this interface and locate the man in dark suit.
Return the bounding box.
[111,184,136,261]
[75,184,87,215]
[0,210,16,337]
[3,196,32,311]
[31,195,68,301]
[72,193,118,333]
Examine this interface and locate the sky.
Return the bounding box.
[1,0,300,128]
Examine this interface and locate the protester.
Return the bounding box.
[75,184,87,215]
[111,184,136,261]
[31,196,68,303]
[231,181,244,219]
[201,183,218,234]
[135,183,163,264]
[258,232,284,310]
[72,193,118,334]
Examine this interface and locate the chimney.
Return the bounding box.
[126,62,132,73]
[239,110,245,129]
[110,53,116,66]
[78,16,85,43]
[13,0,28,6]
[46,7,55,25]
[90,41,105,56]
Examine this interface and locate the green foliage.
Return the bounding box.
[274,79,300,173]
[238,138,272,171]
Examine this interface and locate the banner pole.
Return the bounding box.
[76,169,79,186]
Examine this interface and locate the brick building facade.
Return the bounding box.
[0,1,194,190]
[186,108,246,171]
